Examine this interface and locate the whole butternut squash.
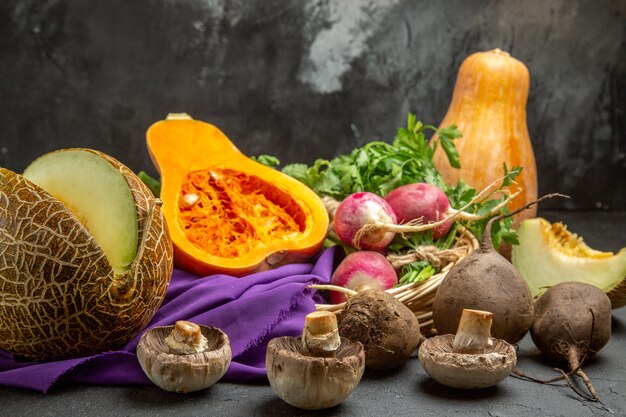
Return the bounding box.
[147,114,329,277]
[433,49,538,226]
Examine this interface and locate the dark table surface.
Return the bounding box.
[1,210,625,417]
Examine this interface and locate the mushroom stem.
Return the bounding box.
[302,311,341,357]
[165,320,209,354]
[453,309,494,354]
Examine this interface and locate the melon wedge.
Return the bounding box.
[512,218,626,308]
[23,149,138,272]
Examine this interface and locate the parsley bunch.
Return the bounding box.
[281,114,461,199]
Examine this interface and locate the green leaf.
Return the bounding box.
[407,113,417,131]
[439,135,460,168]
[448,180,477,207]
[355,149,369,168]
[502,164,523,186]
[477,199,502,216]
[282,163,309,182]
[501,228,520,245]
[433,124,461,169]
[438,124,462,139]
[414,120,423,134]
[251,154,280,168]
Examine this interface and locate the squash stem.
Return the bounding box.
[166,113,193,120]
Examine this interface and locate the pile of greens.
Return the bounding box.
[255,114,521,285]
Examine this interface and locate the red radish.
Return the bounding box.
[334,192,397,250]
[354,177,523,240]
[330,251,398,304]
[385,183,452,239]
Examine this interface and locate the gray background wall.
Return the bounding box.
[0,0,624,210]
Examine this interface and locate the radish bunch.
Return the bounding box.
[329,183,459,301]
[328,180,519,303]
[334,183,467,252]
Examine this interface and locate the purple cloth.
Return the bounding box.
[0,247,336,393]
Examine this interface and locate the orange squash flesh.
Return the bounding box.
[432,49,538,226]
[178,168,304,258]
[147,114,329,277]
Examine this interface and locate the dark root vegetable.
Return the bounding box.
[433,194,565,344]
[530,281,611,402]
[338,290,421,370]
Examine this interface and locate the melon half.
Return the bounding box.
[512,218,626,308]
[0,149,173,360]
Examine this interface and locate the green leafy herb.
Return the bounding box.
[389,223,460,284]
[251,154,281,168]
[398,261,437,285]
[283,114,463,199]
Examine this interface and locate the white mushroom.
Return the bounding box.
[266,311,365,410]
[136,320,231,393]
[419,309,516,389]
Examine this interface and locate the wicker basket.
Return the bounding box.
[313,226,479,335]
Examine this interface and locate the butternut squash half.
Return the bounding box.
[147,114,329,277]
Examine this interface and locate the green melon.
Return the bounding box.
[512,218,626,308]
[0,149,173,360]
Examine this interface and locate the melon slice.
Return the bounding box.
[512,217,626,308]
[23,149,138,272]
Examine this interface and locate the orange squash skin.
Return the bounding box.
[146,114,329,277]
[433,49,538,226]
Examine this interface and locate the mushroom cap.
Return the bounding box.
[266,336,365,410]
[136,324,231,393]
[418,334,516,389]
